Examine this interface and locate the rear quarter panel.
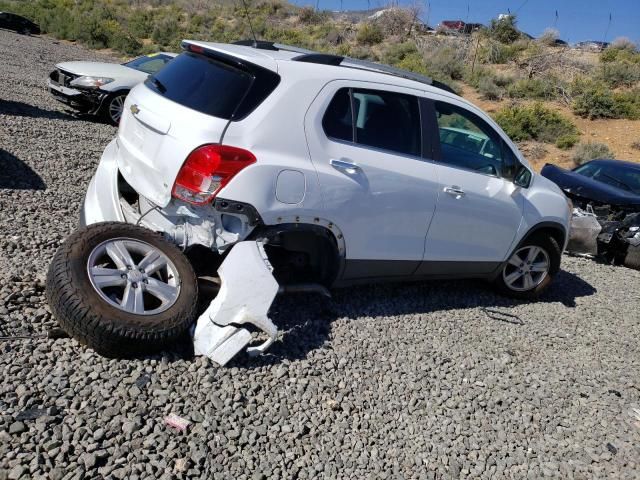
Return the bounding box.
[217,72,329,225]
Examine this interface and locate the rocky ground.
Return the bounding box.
[1,29,640,480]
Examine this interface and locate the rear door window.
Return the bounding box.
[322,87,421,157]
[145,51,279,120]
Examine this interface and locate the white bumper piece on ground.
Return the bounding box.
[193,241,279,366]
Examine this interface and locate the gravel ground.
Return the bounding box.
[1,29,640,480]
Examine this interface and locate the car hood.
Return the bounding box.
[55,61,145,80]
[541,163,640,207]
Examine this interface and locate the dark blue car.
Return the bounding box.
[542,159,640,269]
[541,159,640,211]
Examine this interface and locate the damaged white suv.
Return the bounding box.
[47,40,571,360]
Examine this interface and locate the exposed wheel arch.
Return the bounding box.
[250,223,343,287]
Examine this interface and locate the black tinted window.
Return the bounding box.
[354,89,420,156]
[434,101,508,176]
[322,88,353,142]
[322,88,421,157]
[145,51,279,120]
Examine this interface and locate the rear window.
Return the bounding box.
[145,51,279,120]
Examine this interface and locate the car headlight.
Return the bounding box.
[69,76,114,88]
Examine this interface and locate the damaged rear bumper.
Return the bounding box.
[193,241,280,366]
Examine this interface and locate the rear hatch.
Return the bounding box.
[116,42,281,207]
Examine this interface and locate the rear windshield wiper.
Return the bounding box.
[149,76,167,94]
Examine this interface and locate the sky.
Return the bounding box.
[290,0,640,44]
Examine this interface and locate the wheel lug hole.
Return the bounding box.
[132,282,138,288]
[120,274,127,279]
[143,279,148,284]
[139,268,145,273]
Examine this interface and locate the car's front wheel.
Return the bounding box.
[102,92,127,126]
[494,234,561,299]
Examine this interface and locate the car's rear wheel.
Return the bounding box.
[46,222,198,357]
[102,92,127,126]
[494,234,561,299]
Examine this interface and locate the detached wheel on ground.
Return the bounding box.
[494,234,561,299]
[46,222,198,357]
[101,92,127,126]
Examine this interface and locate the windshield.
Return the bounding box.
[575,162,640,193]
[124,53,173,75]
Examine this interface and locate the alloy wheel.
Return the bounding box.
[502,245,550,292]
[108,95,125,124]
[87,238,181,315]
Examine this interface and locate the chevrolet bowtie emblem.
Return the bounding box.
[130,104,140,115]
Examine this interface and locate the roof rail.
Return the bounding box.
[292,53,458,94]
[232,41,456,95]
[232,40,316,55]
[232,40,278,50]
[294,53,344,66]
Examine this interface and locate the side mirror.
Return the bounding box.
[514,165,532,188]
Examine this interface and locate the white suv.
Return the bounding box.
[47,40,571,357]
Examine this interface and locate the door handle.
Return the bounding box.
[443,186,466,198]
[330,158,360,175]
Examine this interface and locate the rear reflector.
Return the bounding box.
[172,144,256,205]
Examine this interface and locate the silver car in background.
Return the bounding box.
[47,52,176,125]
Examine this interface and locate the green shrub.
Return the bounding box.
[382,41,419,65]
[151,16,181,47]
[489,15,520,44]
[478,77,503,100]
[493,103,578,144]
[507,77,559,100]
[602,43,640,63]
[298,6,327,25]
[356,23,384,45]
[612,88,640,120]
[572,81,619,119]
[597,61,640,88]
[396,52,429,75]
[423,45,464,81]
[555,134,579,150]
[129,9,154,38]
[479,39,526,64]
[572,142,614,165]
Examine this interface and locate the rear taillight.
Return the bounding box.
[172,144,256,205]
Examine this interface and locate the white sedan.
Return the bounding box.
[47,52,176,125]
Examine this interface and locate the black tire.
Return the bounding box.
[101,92,127,126]
[623,244,640,270]
[46,222,198,357]
[493,234,561,299]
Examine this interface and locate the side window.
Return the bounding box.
[322,88,421,157]
[322,88,353,142]
[434,101,509,177]
[353,89,420,156]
